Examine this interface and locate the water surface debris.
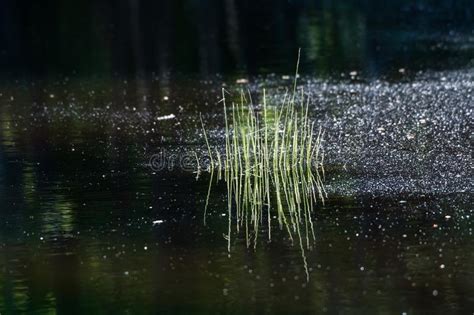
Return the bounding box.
[156,114,176,121]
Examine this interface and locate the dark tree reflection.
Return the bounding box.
[0,0,472,78]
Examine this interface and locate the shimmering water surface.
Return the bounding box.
[0,1,473,314]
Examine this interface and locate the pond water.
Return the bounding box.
[0,1,473,314]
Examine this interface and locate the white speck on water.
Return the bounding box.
[156,114,175,121]
[144,246,148,251]
[440,264,445,269]
[350,71,358,76]
[163,96,169,101]
[432,289,438,296]
[223,288,229,296]
[124,271,129,276]
[360,266,365,271]
[445,215,451,219]
[153,220,164,225]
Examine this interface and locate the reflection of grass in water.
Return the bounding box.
[201,51,326,281]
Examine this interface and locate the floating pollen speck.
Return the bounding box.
[156,114,176,121]
[236,78,248,84]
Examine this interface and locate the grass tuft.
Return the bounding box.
[201,50,326,281]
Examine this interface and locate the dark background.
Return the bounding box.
[1,0,473,78]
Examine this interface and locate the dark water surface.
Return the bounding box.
[1,1,473,314]
[0,72,472,314]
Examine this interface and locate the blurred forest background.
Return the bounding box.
[0,0,473,78]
